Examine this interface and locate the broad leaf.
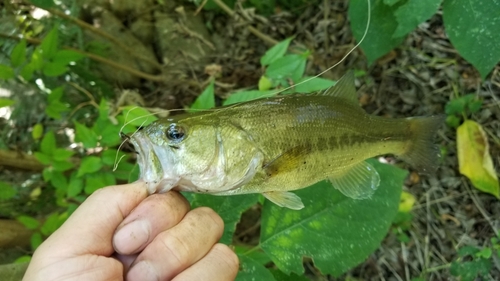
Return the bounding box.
[349,0,405,64]
[84,172,116,194]
[0,65,15,79]
[261,37,293,66]
[260,160,405,276]
[236,255,276,281]
[120,106,158,127]
[40,28,58,59]
[10,39,27,67]
[77,156,103,177]
[32,123,44,140]
[30,232,43,250]
[31,0,55,9]
[40,131,56,156]
[457,120,499,198]
[443,0,500,79]
[17,215,40,230]
[190,194,259,244]
[294,77,336,94]
[74,121,98,148]
[393,0,442,38]
[265,54,306,81]
[42,61,67,77]
[190,80,215,112]
[52,50,86,65]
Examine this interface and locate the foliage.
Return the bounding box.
[450,244,496,281]
[349,0,500,79]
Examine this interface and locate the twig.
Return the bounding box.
[464,179,499,236]
[0,33,166,82]
[211,0,279,46]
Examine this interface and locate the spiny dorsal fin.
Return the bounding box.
[320,71,358,104]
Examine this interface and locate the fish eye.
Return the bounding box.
[166,123,186,142]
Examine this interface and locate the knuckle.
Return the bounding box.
[213,244,239,274]
[194,207,224,229]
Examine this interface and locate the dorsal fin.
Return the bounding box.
[319,71,358,104]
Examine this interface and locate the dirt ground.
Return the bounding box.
[168,1,499,280]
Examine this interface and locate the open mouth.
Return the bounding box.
[129,132,164,193]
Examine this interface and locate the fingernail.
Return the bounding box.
[113,220,151,254]
[127,261,159,281]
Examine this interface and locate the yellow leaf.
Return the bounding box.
[457,120,499,198]
[398,191,416,213]
[258,76,272,91]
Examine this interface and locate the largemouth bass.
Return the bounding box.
[129,72,443,209]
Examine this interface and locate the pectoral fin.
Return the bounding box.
[328,161,380,199]
[263,191,304,210]
[263,145,311,177]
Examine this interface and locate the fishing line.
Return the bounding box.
[114,117,151,171]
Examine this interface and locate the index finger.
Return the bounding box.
[39,181,148,257]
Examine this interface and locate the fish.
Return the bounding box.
[129,71,444,210]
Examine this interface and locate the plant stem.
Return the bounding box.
[242,244,262,255]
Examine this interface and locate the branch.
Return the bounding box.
[0,33,166,82]
[0,149,44,171]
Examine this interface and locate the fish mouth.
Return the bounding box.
[129,132,170,194]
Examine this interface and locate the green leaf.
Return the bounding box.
[0,65,15,79]
[48,87,64,102]
[443,0,500,79]
[43,61,68,77]
[20,62,35,81]
[30,232,43,250]
[445,98,467,115]
[32,123,44,140]
[74,121,98,148]
[11,39,27,67]
[42,167,52,181]
[45,100,68,119]
[261,37,293,66]
[235,246,272,265]
[392,0,442,38]
[190,194,259,244]
[40,28,58,59]
[40,212,66,236]
[0,98,15,108]
[77,156,103,177]
[349,0,405,64]
[52,160,74,172]
[16,215,40,230]
[0,181,16,200]
[102,149,127,166]
[120,106,158,127]
[31,0,55,9]
[84,172,116,194]
[114,161,138,181]
[52,148,75,161]
[468,100,483,114]
[50,171,68,191]
[270,269,309,281]
[258,76,273,91]
[223,90,278,106]
[31,48,44,70]
[190,80,215,112]
[294,77,336,94]
[260,160,405,276]
[100,123,122,147]
[52,49,86,65]
[40,131,56,156]
[67,173,84,197]
[265,54,307,81]
[236,255,276,281]
[14,255,31,264]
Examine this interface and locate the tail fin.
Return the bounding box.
[400,116,445,174]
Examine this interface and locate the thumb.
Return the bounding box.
[39,181,148,257]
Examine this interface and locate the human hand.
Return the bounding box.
[23,181,239,281]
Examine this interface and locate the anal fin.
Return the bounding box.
[328,161,380,199]
[263,191,304,210]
